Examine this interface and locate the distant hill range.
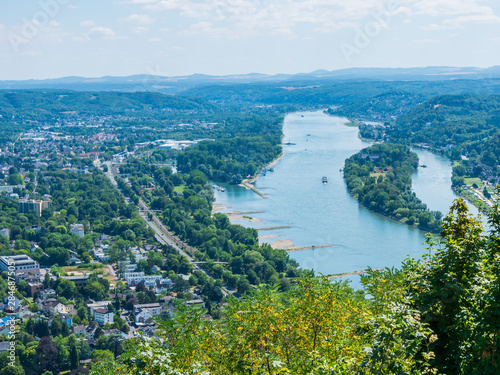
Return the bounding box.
[1,66,500,94]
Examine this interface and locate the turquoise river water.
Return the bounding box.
[212,111,479,288]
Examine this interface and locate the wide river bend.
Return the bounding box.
[212,111,478,287]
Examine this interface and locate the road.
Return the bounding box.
[101,160,235,297]
[106,265,118,282]
[138,206,234,297]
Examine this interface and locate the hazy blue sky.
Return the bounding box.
[1,0,499,80]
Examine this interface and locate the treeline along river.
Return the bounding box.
[212,111,479,288]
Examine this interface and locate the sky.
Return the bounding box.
[0,0,499,80]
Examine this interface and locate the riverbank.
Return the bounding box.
[454,186,493,214]
[229,215,262,223]
[239,151,285,198]
[212,203,229,212]
[271,239,296,250]
[343,118,361,127]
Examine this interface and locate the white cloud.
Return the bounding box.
[315,21,358,33]
[20,50,42,57]
[72,36,89,42]
[409,0,496,17]
[137,0,392,37]
[74,26,122,42]
[423,14,500,30]
[121,0,158,3]
[121,0,500,39]
[88,26,116,38]
[149,37,162,42]
[132,26,148,34]
[123,14,154,25]
[81,20,95,27]
[180,21,228,38]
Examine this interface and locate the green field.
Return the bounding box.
[464,177,484,187]
[174,185,185,193]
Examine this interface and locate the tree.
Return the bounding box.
[405,198,496,374]
[173,277,190,293]
[56,279,78,299]
[77,306,88,321]
[236,277,251,294]
[69,338,80,370]
[91,349,114,362]
[28,302,39,313]
[83,280,107,300]
[7,174,23,185]
[50,318,61,337]
[0,352,25,375]
[34,320,50,338]
[135,281,146,293]
[36,337,59,374]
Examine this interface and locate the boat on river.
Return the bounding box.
[322,176,328,183]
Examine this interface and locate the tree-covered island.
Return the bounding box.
[344,143,443,232]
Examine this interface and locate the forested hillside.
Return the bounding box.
[184,79,500,107]
[0,90,216,117]
[329,91,426,122]
[388,94,500,153]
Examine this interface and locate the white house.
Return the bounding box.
[123,272,171,289]
[88,301,112,316]
[69,224,85,238]
[0,255,39,272]
[134,303,161,325]
[94,308,114,326]
[94,251,111,262]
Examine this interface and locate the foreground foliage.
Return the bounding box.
[90,277,435,374]
[90,195,500,374]
[405,198,500,374]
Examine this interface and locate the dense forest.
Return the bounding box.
[177,136,281,184]
[388,94,500,154]
[327,91,426,122]
[184,79,500,106]
[0,90,216,118]
[381,94,500,201]
[344,143,442,232]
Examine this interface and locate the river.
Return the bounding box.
[212,111,479,288]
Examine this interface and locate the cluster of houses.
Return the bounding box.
[0,251,191,347]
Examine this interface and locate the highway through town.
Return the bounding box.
[100,161,234,297]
